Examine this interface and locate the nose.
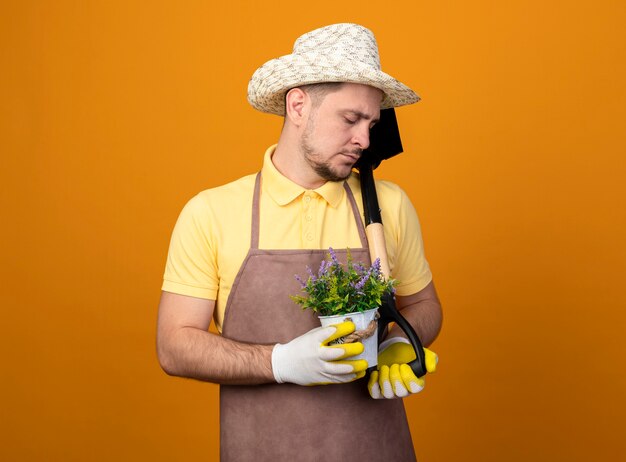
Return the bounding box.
[352,124,371,150]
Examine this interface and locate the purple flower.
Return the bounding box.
[353,273,368,295]
[318,259,330,276]
[305,265,317,283]
[295,274,307,288]
[372,258,381,276]
[328,247,340,266]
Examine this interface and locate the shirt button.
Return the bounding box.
[303,196,311,203]
[306,233,313,241]
[305,215,312,222]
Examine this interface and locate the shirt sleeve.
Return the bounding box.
[388,186,433,296]
[161,194,219,300]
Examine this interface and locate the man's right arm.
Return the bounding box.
[156,291,368,386]
[156,291,275,385]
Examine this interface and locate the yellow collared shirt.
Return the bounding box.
[162,145,432,332]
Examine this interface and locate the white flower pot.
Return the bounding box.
[318,307,378,368]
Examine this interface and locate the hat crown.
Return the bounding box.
[292,23,381,70]
[247,23,419,115]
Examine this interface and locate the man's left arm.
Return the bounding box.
[374,182,442,347]
[389,280,442,347]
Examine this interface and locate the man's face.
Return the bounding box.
[300,83,383,182]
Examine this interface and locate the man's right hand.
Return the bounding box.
[271,321,369,386]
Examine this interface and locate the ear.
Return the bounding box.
[284,88,308,126]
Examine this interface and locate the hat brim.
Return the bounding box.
[248,52,420,116]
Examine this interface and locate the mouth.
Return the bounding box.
[340,151,362,163]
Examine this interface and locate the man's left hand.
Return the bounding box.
[368,337,438,399]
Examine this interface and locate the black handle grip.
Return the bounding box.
[378,293,427,378]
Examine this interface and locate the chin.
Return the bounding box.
[335,168,354,181]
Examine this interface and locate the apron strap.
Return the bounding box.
[251,172,262,249]
[250,172,368,250]
[343,181,369,249]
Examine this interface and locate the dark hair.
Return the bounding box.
[300,82,344,107]
[283,82,344,112]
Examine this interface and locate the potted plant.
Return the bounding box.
[291,247,397,368]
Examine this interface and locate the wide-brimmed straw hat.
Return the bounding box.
[247,23,420,116]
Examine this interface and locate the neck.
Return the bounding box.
[272,135,326,190]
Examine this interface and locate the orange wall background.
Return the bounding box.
[2,1,625,460]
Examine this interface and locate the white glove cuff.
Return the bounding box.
[271,343,287,384]
[378,336,411,352]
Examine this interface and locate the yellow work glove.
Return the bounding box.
[368,337,438,399]
[272,321,369,386]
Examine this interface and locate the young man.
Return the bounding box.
[157,23,442,461]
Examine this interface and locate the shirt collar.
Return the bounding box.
[261,145,345,208]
